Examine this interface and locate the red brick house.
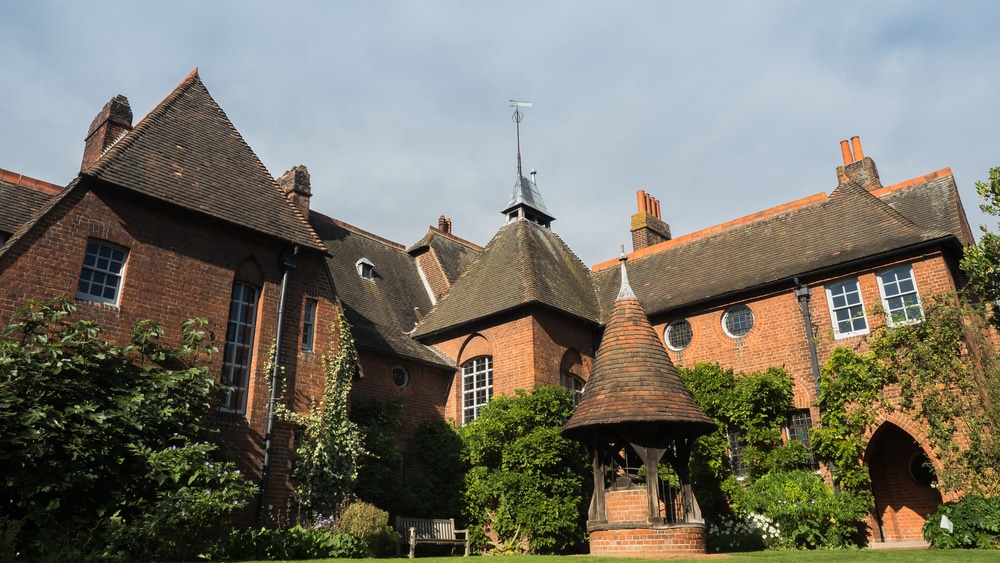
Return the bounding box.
[0,70,339,523]
[0,70,979,544]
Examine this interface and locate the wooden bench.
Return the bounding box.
[395,516,470,558]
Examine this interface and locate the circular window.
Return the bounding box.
[392,366,409,388]
[722,305,754,338]
[665,319,693,351]
[908,451,937,488]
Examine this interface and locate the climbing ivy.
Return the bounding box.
[281,310,365,519]
[814,294,1000,497]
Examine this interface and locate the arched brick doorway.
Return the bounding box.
[864,422,942,543]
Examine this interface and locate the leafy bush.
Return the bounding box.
[225,525,366,559]
[350,396,408,514]
[336,501,400,556]
[729,470,867,549]
[0,298,222,559]
[101,442,258,561]
[460,386,589,554]
[406,418,465,518]
[924,495,1000,549]
[706,513,777,552]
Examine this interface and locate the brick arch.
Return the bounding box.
[865,410,941,474]
[232,256,265,288]
[458,333,493,365]
[560,348,584,377]
[864,419,945,543]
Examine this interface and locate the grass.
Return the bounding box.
[237,551,999,563]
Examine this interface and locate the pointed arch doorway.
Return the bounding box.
[864,422,942,543]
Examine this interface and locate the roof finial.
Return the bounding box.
[617,244,636,300]
[510,100,532,178]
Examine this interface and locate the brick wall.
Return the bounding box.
[420,307,596,424]
[647,249,959,542]
[589,526,706,555]
[0,182,337,525]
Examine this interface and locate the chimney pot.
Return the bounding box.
[840,140,853,164]
[636,190,647,214]
[850,136,864,161]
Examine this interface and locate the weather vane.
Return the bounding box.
[510,99,532,176]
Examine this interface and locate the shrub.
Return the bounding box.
[0,298,220,559]
[460,386,589,554]
[924,495,1000,549]
[705,513,777,552]
[225,525,366,560]
[100,442,258,561]
[729,469,867,549]
[336,501,400,556]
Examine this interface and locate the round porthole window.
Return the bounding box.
[665,319,693,351]
[908,451,937,488]
[392,366,409,388]
[722,305,754,338]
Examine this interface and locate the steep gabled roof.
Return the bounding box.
[310,211,452,367]
[593,172,961,320]
[84,69,323,251]
[413,219,602,338]
[407,227,482,284]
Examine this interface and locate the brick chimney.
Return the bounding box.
[630,190,671,251]
[836,136,882,192]
[437,215,452,234]
[277,165,312,216]
[82,95,133,171]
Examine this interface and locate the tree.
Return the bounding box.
[460,386,590,554]
[962,166,1000,328]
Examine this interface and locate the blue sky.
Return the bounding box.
[3,1,1000,266]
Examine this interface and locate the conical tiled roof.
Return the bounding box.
[563,257,715,440]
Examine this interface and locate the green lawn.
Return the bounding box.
[238,551,998,563]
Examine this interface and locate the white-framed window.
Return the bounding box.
[302,298,317,350]
[825,278,868,338]
[665,319,693,351]
[462,356,493,424]
[722,304,754,338]
[356,257,375,281]
[561,372,586,406]
[76,240,128,305]
[877,264,923,326]
[221,282,259,414]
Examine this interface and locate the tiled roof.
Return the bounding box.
[407,227,482,284]
[563,259,716,440]
[412,218,602,338]
[873,168,974,246]
[84,69,323,251]
[592,173,964,320]
[0,168,60,235]
[310,211,452,367]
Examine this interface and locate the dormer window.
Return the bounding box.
[356,258,375,281]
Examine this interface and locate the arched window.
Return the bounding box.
[462,356,493,424]
[221,281,259,413]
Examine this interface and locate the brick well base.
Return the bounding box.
[589,525,706,555]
